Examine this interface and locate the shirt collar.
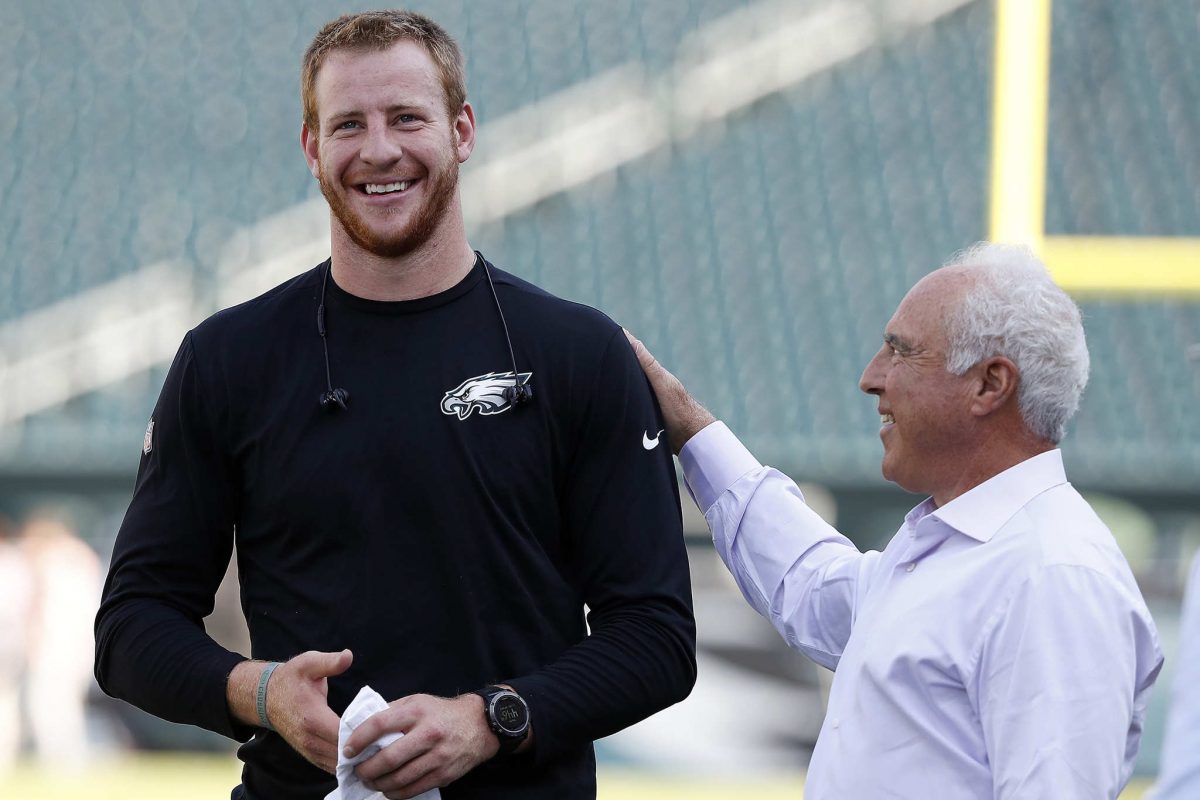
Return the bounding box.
[907,449,1069,544]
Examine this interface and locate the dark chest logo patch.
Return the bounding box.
[441,371,533,420]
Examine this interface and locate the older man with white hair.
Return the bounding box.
[627,243,1163,799]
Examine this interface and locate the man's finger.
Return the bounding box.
[623,329,679,392]
[623,329,657,371]
[308,704,343,745]
[308,739,339,774]
[287,713,342,774]
[372,751,441,797]
[355,724,429,781]
[345,699,419,757]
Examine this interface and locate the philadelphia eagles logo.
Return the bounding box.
[441,371,533,420]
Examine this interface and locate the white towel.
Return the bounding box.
[324,685,441,800]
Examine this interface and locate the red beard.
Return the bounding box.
[318,149,459,259]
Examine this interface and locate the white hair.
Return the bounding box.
[941,242,1090,443]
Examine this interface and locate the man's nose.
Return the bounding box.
[859,347,886,395]
[360,127,402,166]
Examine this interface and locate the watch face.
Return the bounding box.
[492,693,528,735]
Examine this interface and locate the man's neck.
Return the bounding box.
[931,424,1055,508]
[328,219,477,302]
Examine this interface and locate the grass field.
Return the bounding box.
[0,755,1156,798]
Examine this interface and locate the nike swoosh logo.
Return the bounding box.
[642,429,664,450]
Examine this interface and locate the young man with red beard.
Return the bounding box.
[94,11,696,800]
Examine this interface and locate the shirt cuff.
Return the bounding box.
[678,421,762,515]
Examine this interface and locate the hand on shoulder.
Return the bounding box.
[624,329,716,454]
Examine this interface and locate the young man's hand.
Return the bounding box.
[226,649,354,774]
[266,649,354,773]
[344,692,503,799]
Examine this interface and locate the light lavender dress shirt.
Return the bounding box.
[681,422,1163,799]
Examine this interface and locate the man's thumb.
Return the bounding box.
[309,648,353,677]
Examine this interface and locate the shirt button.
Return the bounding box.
[906,562,916,572]
[831,718,840,729]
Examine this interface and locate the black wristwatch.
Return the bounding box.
[472,685,530,756]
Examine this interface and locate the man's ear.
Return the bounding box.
[970,356,1019,417]
[454,102,477,163]
[301,124,320,179]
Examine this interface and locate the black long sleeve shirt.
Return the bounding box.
[95,255,697,799]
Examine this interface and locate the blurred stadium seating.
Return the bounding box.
[0,0,1196,787]
[2,0,1196,489]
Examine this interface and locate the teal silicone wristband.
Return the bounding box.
[256,662,282,730]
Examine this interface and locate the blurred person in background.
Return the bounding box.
[0,515,33,775]
[20,512,102,769]
[1148,552,1200,798]
[628,242,1163,798]
[94,9,695,800]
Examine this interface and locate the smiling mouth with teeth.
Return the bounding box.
[363,180,412,195]
[881,413,895,424]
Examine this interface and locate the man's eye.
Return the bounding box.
[336,120,361,130]
[397,114,418,124]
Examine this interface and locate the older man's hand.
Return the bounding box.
[624,330,716,455]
